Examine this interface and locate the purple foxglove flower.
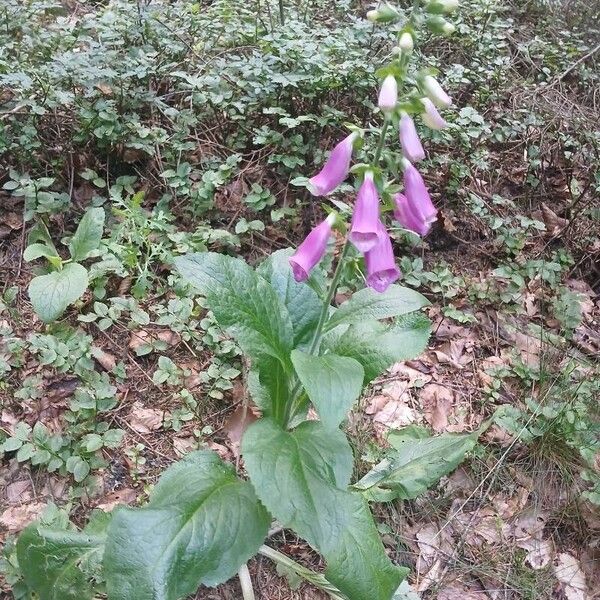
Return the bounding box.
[399,113,426,162]
[364,222,401,293]
[402,159,438,231]
[349,171,382,253]
[422,75,452,108]
[378,75,398,113]
[289,213,335,282]
[309,132,358,196]
[421,97,448,130]
[393,193,431,236]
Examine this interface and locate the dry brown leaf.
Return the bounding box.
[540,202,568,236]
[380,379,409,401]
[5,480,32,504]
[96,488,137,511]
[432,339,473,369]
[512,510,554,569]
[389,362,433,386]
[438,586,490,600]
[128,401,164,433]
[224,404,258,457]
[173,435,198,457]
[0,502,46,533]
[91,345,116,371]
[128,329,180,353]
[5,212,22,230]
[420,384,454,432]
[373,399,416,430]
[207,441,231,461]
[365,394,389,415]
[554,553,589,600]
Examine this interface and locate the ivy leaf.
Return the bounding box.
[103,450,269,600]
[354,425,480,501]
[325,284,429,332]
[175,253,293,366]
[324,313,431,383]
[257,249,322,347]
[28,263,89,323]
[17,526,105,600]
[291,350,364,428]
[68,207,106,261]
[242,419,405,600]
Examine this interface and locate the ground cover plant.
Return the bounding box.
[0,0,599,598]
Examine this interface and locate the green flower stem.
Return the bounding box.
[308,239,351,355]
[374,114,391,166]
[238,563,256,600]
[258,545,347,600]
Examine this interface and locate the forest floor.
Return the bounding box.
[1,0,599,598]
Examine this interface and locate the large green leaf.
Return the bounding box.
[17,525,105,600]
[247,355,290,421]
[257,249,322,347]
[175,253,293,366]
[103,451,269,600]
[69,207,106,261]
[242,419,405,600]
[28,262,89,322]
[324,284,429,332]
[291,350,364,428]
[324,313,431,383]
[354,425,479,501]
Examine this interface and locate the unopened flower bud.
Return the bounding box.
[366,4,401,23]
[378,75,398,113]
[422,75,452,108]
[391,46,402,56]
[426,15,455,35]
[398,32,414,52]
[426,0,459,14]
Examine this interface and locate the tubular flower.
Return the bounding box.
[402,158,438,228]
[349,171,382,253]
[393,193,432,236]
[364,222,401,293]
[289,213,336,282]
[308,132,358,196]
[421,97,448,130]
[399,113,426,162]
[422,75,452,108]
[378,75,398,113]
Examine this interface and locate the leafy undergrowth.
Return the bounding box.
[1,0,599,598]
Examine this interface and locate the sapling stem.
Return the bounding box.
[238,563,256,600]
[258,545,347,600]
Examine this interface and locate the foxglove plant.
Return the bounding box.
[16,3,468,600]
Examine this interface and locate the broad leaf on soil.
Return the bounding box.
[324,313,432,383]
[68,207,106,261]
[242,419,406,600]
[257,248,322,346]
[17,519,107,600]
[291,350,364,428]
[325,284,429,332]
[354,425,480,501]
[175,253,293,366]
[103,450,269,600]
[28,263,89,322]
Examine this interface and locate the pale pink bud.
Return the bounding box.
[423,75,452,108]
[421,98,448,130]
[399,113,426,162]
[378,75,398,113]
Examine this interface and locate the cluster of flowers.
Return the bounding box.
[290,32,453,293]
